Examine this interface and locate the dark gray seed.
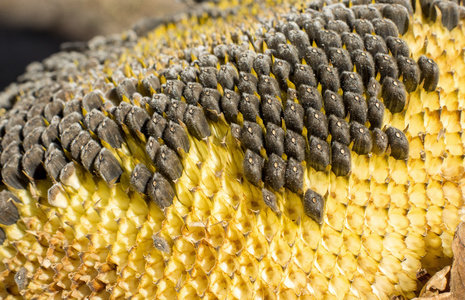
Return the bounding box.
[146,112,167,140]
[148,94,169,115]
[341,32,364,53]
[146,136,161,162]
[199,67,218,89]
[131,163,152,194]
[70,130,92,161]
[364,34,388,58]
[383,4,409,34]
[94,148,123,184]
[272,59,291,90]
[281,21,300,40]
[2,125,22,149]
[221,89,240,124]
[292,64,317,88]
[382,77,407,114]
[306,107,329,141]
[397,56,420,93]
[96,118,124,149]
[217,63,239,91]
[328,115,350,145]
[27,102,47,120]
[231,123,242,142]
[353,19,374,38]
[142,74,161,94]
[331,141,351,176]
[372,128,388,155]
[45,149,67,181]
[430,1,459,31]
[14,267,28,291]
[162,65,182,80]
[163,80,185,100]
[350,122,372,155]
[163,121,190,154]
[5,114,26,133]
[1,141,21,167]
[343,92,368,124]
[261,96,283,126]
[184,105,211,141]
[83,109,105,132]
[285,130,306,162]
[329,4,356,27]
[147,172,175,209]
[44,100,64,122]
[243,149,264,186]
[352,5,382,20]
[241,121,263,154]
[126,106,150,133]
[385,127,409,160]
[367,77,382,99]
[258,75,281,99]
[265,123,285,156]
[285,157,303,194]
[2,154,27,190]
[238,72,258,95]
[80,140,101,171]
[41,116,60,147]
[341,72,364,95]
[323,90,345,119]
[112,102,132,126]
[0,190,20,225]
[264,153,286,191]
[22,144,46,180]
[116,78,138,102]
[287,88,297,102]
[318,65,340,93]
[277,43,300,70]
[327,20,350,34]
[288,30,311,59]
[253,54,272,78]
[153,235,171,254]
[284,101,304,133]
[82,91,103,112]
[155,145,183,182]
[308,135,330,172]
[328,48,353,76]
[23,127,45,151]
[367,98,385,129]
[200,88,222,122]
[0,228,5,245]
[303,188,325,224]
[180,67,199,84]
[386,37,410,59]
[262,188,280,213]
[304,47,328,76]
[372,18,399,40]
[183,82,203,105]
[298,85,323,111]
[239,93,260,123]
[418,55,439,92]
[60,123,82,151]
[315,29,342,53]
[214,44,228,63]
[198,54,218,68]
[375,53,398,82]
[265,31,287,51]
[237,50,256,73]
[63,99,82,116]
[59,112,82,134]
[352,50,375,86]
[165,100,187,124]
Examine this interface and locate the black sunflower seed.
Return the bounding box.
[341,72,364,95]
[60,123,82,151]
[328,115,350,145]
[45,149,67,181]
[308,135,330,172]
[241,121,263,154]
[70,130,92,161]
[328,48,353,76]
[165,100,187,124]
[2,154,27,189]
[372,128,388,155]
[200,88,222,122]
[146,112,167,140]
[386,37,410,60]
[285,130,306,162]
[2,125,22,149]
[5,114,25,133]
[306,107,329,141]
[1,141,21,167]
[418,55,439,92]
[288,30,311,59]
[213,44,228,64]
[385,127,409,160]
[343,92,368,124]
[148,94,170,115]
[303,188,325,224]
[59,112,82,134]
[125,106,150,134]
[272,59,291,90]
[323,90,345,119]
[163,121,190,154]
[253,54,272,78]
[94,148,123,184]
[198,67,218,89]
[162,65,182,81]
[292,64,317,88]
[375,53,398,83]
[303,19,325,43]
[383,4,409,34]
[304,47,328,76]
[0,228,5,245]
[198,54,218,68]
[237,50,256,73]
[163,80,185,100]
[44,100,64,122]
[284,101,304,133]
[350,122,372,155]
[327,20,350,34]
[41,116,60,147]
[243,149,264,186]
[240,93,260,122]
[183,82,203,105]
[131,163,152,194]
[146,136,161,162]
[116,78,138,102]
[23,127,45,151]
[112,102,132,126]
[341,32,364,53]
[265,31,287,51]
[264,153,286,191]
[155,145,183,182]
[221,89,240,124]
[352,5,382,20]
[80,140,101,171]
[147,172,175,209]
[331,141,351,176]
[353,19,374,38]
[367,98,385,129]
[261,95,283,126]
[285,157,303,194]
[184,105,211,141]
[27,102,46,120]
[258,75,281,99]
[82,91,103,112]
[352,50,375,87]
[397,56,421,93]
[96,118,124,149]
[231,123,242,142]
[316,29,342,53]
[318,65,340,93]
[278,43,300,69]
[262,188,280,213]
[180,67,199,84]
[298,85,323,111]
[430,1,459,31]
[372,18,399,40]
[364,35,388,59]
[265,122,285,156]
[367,77,382,99]
[63,99,82,116]
[83,109,105,132]
[382,77,407,114]
[142,74,162,94]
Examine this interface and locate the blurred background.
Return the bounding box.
[0,0,187,91]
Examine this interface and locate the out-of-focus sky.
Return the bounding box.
[0,0,187,90]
